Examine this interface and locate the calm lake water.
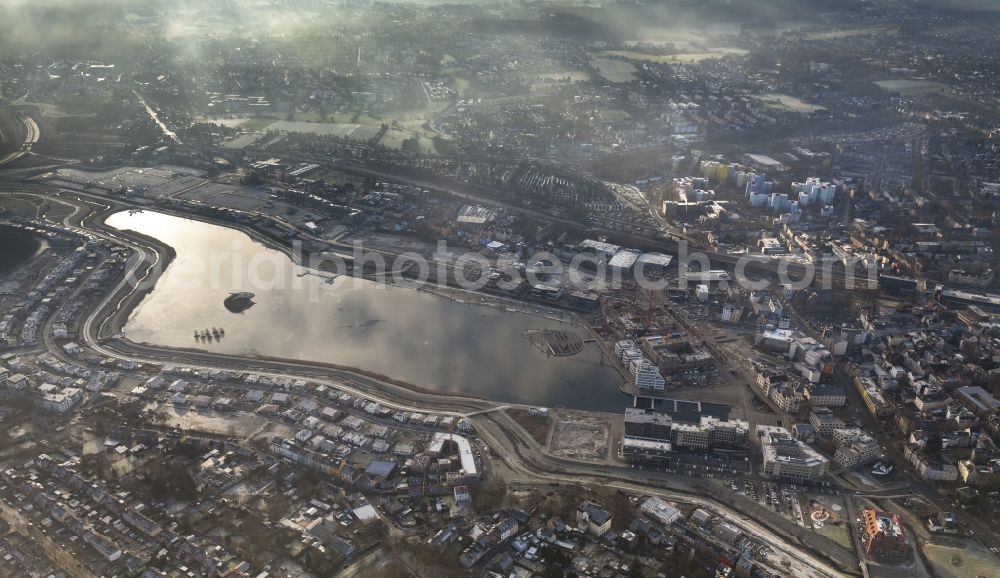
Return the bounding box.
[106,211,627,410]
[0,227,46,272]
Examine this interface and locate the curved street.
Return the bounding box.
[1,186,857,577]
[0,110,40,168]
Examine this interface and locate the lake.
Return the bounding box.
[106,211,628,411]
[0,226,46,272]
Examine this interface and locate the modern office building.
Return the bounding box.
[623,408,748,463]
[757,425,829,481]
[624,408,673,441]
[834,438,881,468]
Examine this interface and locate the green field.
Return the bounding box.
[922,537,999,578]
[195,117,281,131]
[452,75,472,93]
[289,111,385,126]
[917,0,1000,10]
[378,129,438,154]
[596,49,747,64]
[753,93,825,113]
[805,27,894,40]
[590,58,637,83]
[875,79,950,95]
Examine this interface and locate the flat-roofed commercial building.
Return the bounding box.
[623,408,673,464]
[609,249,641,274]
[622,437,673,464]
[757,425,829,481]
[640,497,682,526]
[672,423,711,450]
[635,252,673,275]
[809,408,845,436]
[835,440,881,468]
[624,408,672,441]
[804,385,846,408]
[579,239,622,259]
[955,385,1000,418]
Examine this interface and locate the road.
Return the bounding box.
[14,171,982,575]
[0,110,985,576]
[132,90,180,144]
[844,495,871,578]
[474,411,852,578]
[0,111,40,168]
[0,188,864,576]
[18,191,496,420]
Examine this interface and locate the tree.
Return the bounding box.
[353,518,387,545]
[471,476,507,512]
[593,488,633,531]
[401,136,421,155]
[391,539,465,577]
[542,547,573,576]
[551,484,583,519]
[241,169,264,186]
[93,417,110,438]
[145,458,199,502]
[925,433,943,455]
[356,561,413,578]
[301,548,339,575]
[961,339,981,363]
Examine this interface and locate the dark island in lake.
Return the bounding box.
[224,292,256,313]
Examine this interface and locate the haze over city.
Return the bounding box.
[2,1,1000,577]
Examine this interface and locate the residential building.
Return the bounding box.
[904,444,959,481]
[958,459,1000,487]
[634,361,666,391]
[809,408,846,436]
[39,387,83,414]
[576,501,612,537]
[804,385,846,408]
[862,509,908,561]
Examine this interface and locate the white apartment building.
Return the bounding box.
[39,387,83,414]
[835,440,881,468]
[809,408,846,436]
[634,361,666,391]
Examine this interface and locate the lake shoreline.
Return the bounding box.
[103,210,628,410]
